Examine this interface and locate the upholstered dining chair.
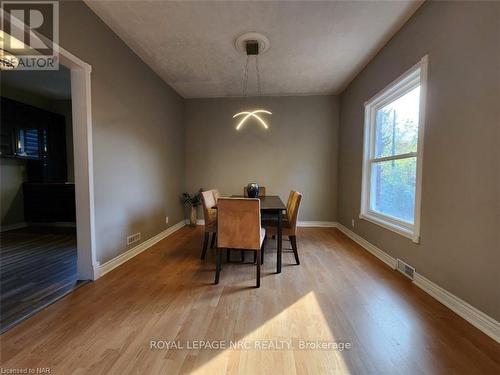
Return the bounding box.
[263,190,302,265]
[212,189,220,202]
[215,198,266,287]
[210,189,220,248]
[243,186,266,197]
[200,189,218,260]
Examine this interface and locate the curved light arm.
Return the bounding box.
[233,110,272,130]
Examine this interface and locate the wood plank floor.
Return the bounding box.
[0,226,81,333]
[0,227,498,374]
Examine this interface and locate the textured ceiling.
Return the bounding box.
[85,0,423,98]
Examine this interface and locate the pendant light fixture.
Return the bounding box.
[233,32,272,131]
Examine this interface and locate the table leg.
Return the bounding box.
[277,209,282,273]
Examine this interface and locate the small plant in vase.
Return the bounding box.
[182,189,202,226]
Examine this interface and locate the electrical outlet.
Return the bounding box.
[127,233,141,245]
[351,219,355,228]
[165,216,169,224]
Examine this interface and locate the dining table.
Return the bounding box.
[228,195,287,273]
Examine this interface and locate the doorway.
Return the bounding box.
[0,65,83,331]
[0,24,96,332]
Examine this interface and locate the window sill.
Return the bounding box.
[359,212,420,243]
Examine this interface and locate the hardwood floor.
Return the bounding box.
[0,226,83,333]
[0,227,498,374]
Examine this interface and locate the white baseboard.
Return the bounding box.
[0,222,28,232]
[191,219,337,228]
[298,221,337,227]
[413,273,500,343]
[185,219,205,225]
[336,223,397,269]
[96,220,186,278]
[336,223,500,343]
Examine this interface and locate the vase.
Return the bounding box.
[246,183,260,198]
[189,205,197,226]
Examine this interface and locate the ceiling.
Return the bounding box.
[0,66,71,100]
[85,0,423,98]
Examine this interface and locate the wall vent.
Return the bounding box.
[396,258,415,280]
[127,233,141,245]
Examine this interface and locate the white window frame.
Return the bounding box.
[360,55,428,243]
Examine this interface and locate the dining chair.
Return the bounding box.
[243,186,266,197]
[212,189,220,202]
[215,198,266,287]
[263,190,302,265]
[200,189,218,260]
[210,190,221,248]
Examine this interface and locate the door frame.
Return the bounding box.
[64,49,97,280]
[3,11,98,280]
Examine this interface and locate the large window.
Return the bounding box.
[360,56,427,242]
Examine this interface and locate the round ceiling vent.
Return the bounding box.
[235,32,270,55]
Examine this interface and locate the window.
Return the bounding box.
[15,127,47,160]
[17,128,40,158]
[360,56,427,243]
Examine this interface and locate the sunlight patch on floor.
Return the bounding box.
[191,291,351,374]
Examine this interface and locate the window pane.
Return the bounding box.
[375,86,420,158]
[370,157,416,223]
[17,128,40,158]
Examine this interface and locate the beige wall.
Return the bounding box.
[338,1,500,320]
[58,1,185,264]
[185,96,339,222]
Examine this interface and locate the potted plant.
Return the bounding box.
[182,189,202,226]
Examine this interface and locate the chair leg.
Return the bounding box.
[261,237,266,265]
[214,248,222,284]
[256,249,261,288]
[201,232,209,260]
[253,251,257,264]
[210,233,216,249]
[290,235,300,265]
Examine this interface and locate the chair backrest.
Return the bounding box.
[212,189,220,202]
[287,191,303,232]
[243,186,266,197]
[286,190,294,212]
[217,198,261,250]
[201,189,217,223]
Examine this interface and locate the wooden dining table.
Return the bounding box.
[226,195,287,273]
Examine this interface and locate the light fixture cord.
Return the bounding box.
[256,55,262,96]
[242,55,249,97]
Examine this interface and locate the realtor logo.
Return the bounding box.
[1,0,59,70]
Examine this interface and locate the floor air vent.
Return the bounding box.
[396,259,415,280]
